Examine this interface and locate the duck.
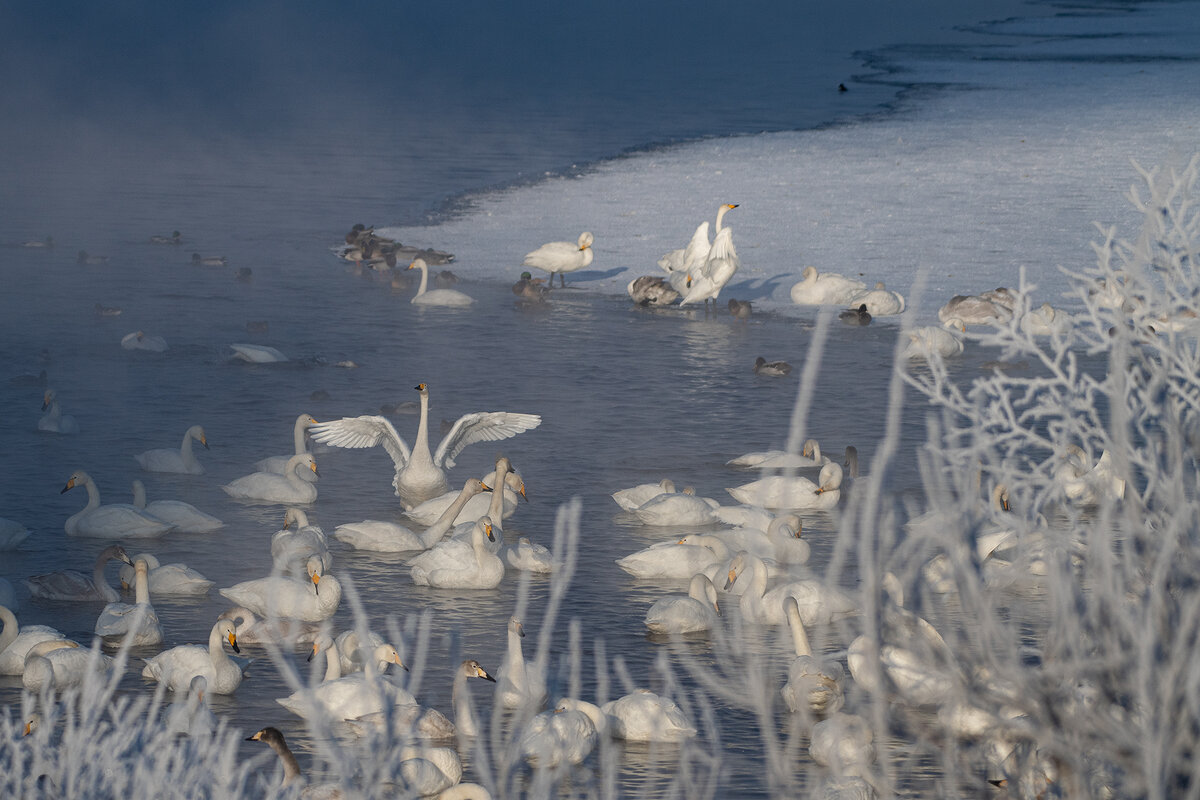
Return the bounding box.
[62,471,175,539]
[222,453,319,504]
[519,698,605,766]
[191,252,227,266]
[781,596,845,718]
[514,271,551,302]
[94,557,163,646]
[149,230,181,245]
[903,318,965,360]
[838,304,872,326]
[309,383,540,509]
[130,480,224,533]
[602,690,697,741]
[644,572,721,635]
[121,331,168,352]
[25,544,134,603]
[276,644,410,720]
[271,508,332,575]
[134,424,208,474]
[678,227,740,308]
[617,533,732,580]
[141,617,243,694]
[408,517,504,589]
[724,551,857,626]
[523,231,594,288]
[335,478,488,552]
[658,204,738,276]
[754,356,792,376]
[631,488,721,526]
[219,556,341,622]
[118,552,214,597]
[497,617,547,709]
[726,438,831,470]
[627,275,679,306]
[76,250,109,265]
[229,343,288,362]
[38,389,79,434]
[408,258,474,306]
[727,298,753,318]
[164,675,218,738]
[254,413,320,477]
[22,640,115,692]
[726,462,844,510]
[789,266,867,306]
[0,605,67,675]
[848,282,905,316]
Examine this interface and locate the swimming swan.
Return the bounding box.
[409,258,475,306]
[602,690,697,741]
[617,533,731,580]
[335,478,487,552]
[276,644,409,720]
[726,439,830,470]
[0,605,67,675]
[724,551,857,626]
[726,462,844,510]
[94,557,163,646]
[23,640,115,692]
[62,470,176,539]
[118,552,214,597]
[497,616,547,709]
[271,508,332,575]
[255,413,320,477]
[403,460,524,526]
[165,675,218,738]
[0,517,30,551]
[134,424,208,474]
[781,596,845,717]
[38,389,79,434]
[631,489,721,526]
[222,453,319,504]
[612,478,677,511]
[25,544,134,604]
[519,698,604,766]
[523,231,594,288]
[644,573,721,635]
[219,556,342,622]
[142,616,242,694]
[903,318,966,360]
[408,517,503,589]
[309,383,540,509]
[131,480,225,533]
[230,343,289,363]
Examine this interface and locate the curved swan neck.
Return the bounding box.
[80,475,101,511]
[453,670,478,737]
[270,737,303,785]
[207,623,234,670]
[787,602,812,656]
[293,415,312,454]
[323,640,342,681]
[415,261,430,296]
[0,605,17,653]
[422,482,482,546]
[714,204,734,233]
[133,564,151,605]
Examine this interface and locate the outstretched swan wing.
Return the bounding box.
[434,412,542,469]
[309,416,411,469]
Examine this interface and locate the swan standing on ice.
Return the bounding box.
[222,453,319,504]
[497,617,546,709]
[38,389,79,434]
[727,462,845,510]
[523,231,594,288]
[94,557,163,646]
[255,413,320,476]
[25,544,134,603]
[61,471,175,539]
[658,203,738,277]
[790,266,867,306]
[0,605,67,675]
[335,478,487,552]
[309,383,540,509]
[408,258,475,306]
[142,617,242,694]
[678,227,740,308]
[134,424,208,474]
[219,555,342,622]
[118,552,214,597]
[644,572,721,635]
[131,480,224,533]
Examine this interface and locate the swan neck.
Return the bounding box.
[293,416,310,454]
[269,737,303,785]
[488,463,510,521]
[82,476,101,511]
[208,624,233,669]
[131,481,147,508]
[421,484,477,546]
[715,205,730,233]
[787,605,812,656]
[323,641,342,681]
[453,671,478,737]
[413,391,432,464]
[416,262,429,296]
[0,606,16,653]
[134,568,151,605]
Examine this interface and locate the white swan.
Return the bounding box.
[403,463,524,526]
[255,413,320,477]
[131,480,224,533]
[726,462,844,510]
[165,675,218,738]
[523,231,594,288]
[309,383,540,509]
[724,551,857,626]
[789,266,867,306]
[0,605,67,675]
[220,606,322,647]
[848,281,905,316]
[810,712,875,778]
[94,557,163,646]
[408,517,503,589]
[62,470,176,539]
[502,537,555,573]
[678,227,740,307]
[631,489,720,526]
[1054,446,1126,505]
[612,478,676,511]
[142,617,243,694]
[219,556,342,622]
[346,658,498,741]
[397,746,463,796]
[134,424,208,474]
[271,508,332,575]
[408,258,475,306]
[335,479,487,552]
[119,552,213,597]
[602,690,697,741]
[1019,302,1071,336]
[446,456,521,545]
[519,698,604,766]
[710,504,776,530]
[781,596,845,717]
[277,644,410,720]
[726,439,830,470]
[497,617,547,709]
[903,318,965,360]
[23,640,115,691]
[617,533,731,580]
[715,514,809,565]
[658,204,737,276]
[121,331,168,351]
[644,573,721,635]
[0,517,30,550]
[25,544,134,603]
[38,389,79,434]
[222,453,319,504]
[230,343,289,362]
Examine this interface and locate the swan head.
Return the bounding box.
[188,425,208,449]
[247,726,287,746]
[770,514,803,538]
[189,675,208,703]
[724,553,747,591]
[509,617,526,638]
[217,618,240,653]
[802,266,818,281]
[41,389,56,410]
[463,659,496,682]
[100,544,134,567]
[408,258,428,273]
[415,383,428,394]
[577,232,594,250]
[992,483,1010,513]
[305,556,326,592]
[478,517,495,543]
[814,462,844,494]
[801,439,820,460]
[61,470,90,494]
[283,507,309,529]
[374,644,407,671]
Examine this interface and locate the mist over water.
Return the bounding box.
[2,0,1200,796]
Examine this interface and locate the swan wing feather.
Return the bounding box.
[309,416,411,469]
[433,412,541,469]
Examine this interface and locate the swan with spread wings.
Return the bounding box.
[308,383,541,508]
